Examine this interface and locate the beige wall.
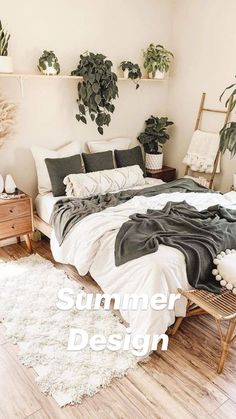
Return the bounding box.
[0,0,172,197]
[1,0,235,197]
[166,0,236,192]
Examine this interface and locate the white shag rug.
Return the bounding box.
[0,254,137,406]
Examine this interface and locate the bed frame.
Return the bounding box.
[33,213,52,238]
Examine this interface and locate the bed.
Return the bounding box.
[34,177,236,341]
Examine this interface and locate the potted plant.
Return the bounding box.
[0,20,13,73]
[38,50,60,75]
[220,77,236,189]
[143,44,173,79]
[137,115,174,170]
[71,52,119,135]
[119,61,142,89]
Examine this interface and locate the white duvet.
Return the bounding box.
[51,190,236,338]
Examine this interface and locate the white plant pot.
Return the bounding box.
[40,62,58,75]
[146,153,163,171]
[123,68,129,79]
[148,69,165,80]
[234,173,236,190]
[0,56,13,74]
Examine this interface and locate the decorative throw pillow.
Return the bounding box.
[82,151,114,173]
[87,137,131,153]
[212,249,236,294]
[114,146,146,176]
[45,154,83,197]
[31,141,81,194]
[64,165,145,198]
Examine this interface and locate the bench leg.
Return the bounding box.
[171,317,184,335]
[217,319,236,374]
[171,298,194,335]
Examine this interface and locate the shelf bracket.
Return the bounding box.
[17,76,24,98]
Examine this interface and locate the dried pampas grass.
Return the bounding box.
[0,92,17,146]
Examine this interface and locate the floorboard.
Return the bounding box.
[0,238,235,419]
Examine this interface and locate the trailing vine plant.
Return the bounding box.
[71,52,119,135]
[120,61,142,89]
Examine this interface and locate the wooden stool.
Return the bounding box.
[171,288,236,373]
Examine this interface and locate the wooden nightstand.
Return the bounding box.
[147,166,176,182]
[0,192,33,253]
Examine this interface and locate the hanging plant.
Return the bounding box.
[119,61,142,89]
[220,76,236,157]
[71,52,119,135]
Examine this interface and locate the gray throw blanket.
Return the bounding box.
[115,201,236,293]
[51,178,214,245]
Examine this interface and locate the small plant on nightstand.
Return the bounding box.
[119,61,142,89]
[137,115,174,171]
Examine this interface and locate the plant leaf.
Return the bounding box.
[79,104,86,115]
[80,115,87,124]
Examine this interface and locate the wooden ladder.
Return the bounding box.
[185,92,233,189]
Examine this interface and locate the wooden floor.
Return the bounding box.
[0,238,235,419]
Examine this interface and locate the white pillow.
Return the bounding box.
[87,137,131,153]
[64,165,145,199]
[212,249,236,294]
[31,142,81,194]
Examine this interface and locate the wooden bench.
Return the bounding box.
[171,288,236,373]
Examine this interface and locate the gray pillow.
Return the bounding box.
[82,151,114,172]
[45,154,83,196]
[114,146,146,176]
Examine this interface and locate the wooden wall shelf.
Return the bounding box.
[0,73,164,82]
[0,73,165,97]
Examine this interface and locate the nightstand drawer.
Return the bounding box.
[0,216,32,239]
[0,200,31,222]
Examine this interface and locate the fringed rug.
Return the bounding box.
[0,254,137,406]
